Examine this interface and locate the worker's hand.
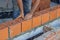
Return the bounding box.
[24,13,33,20]
[17,12,24,19]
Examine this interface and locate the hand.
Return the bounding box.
[17,12,24,19]
[24,13,33,20]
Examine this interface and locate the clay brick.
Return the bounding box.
[42,12,49,24]
[49,9,57,21]
[0,24,8,40]
[5,21,13,26]
[10,23,21,38]
[32,12,41,28]
[22,19,32,32]
[10,18,22,38]
[57,8,60,18]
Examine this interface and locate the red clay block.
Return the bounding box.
[0,24,8,40]
[22,19,32,32]
[49,10,57,21]
[10,23,21,38]
[57,8,60,18]
[32,12,41,28]
[42,12,49,24]
[10,18,22,38]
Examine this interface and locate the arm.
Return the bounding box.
[30,0,40,14]
[25,0,40,19]
[17,0,24,18]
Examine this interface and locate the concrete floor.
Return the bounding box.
[47,19,60,29]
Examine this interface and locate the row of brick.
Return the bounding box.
[0,5,60,40]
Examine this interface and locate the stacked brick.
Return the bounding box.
[0,23,8,40]
[0,5,60,40]
[32,0,50,12]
